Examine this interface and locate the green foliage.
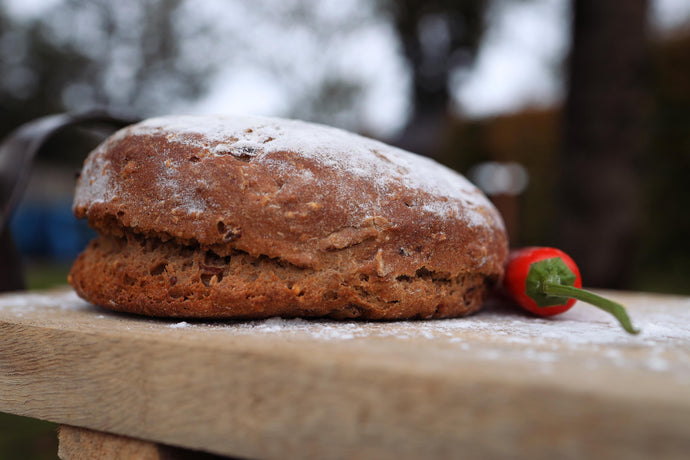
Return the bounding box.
[24,261,71,290]
[0,413,58,460]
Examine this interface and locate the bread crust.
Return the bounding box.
[69,115,508,319]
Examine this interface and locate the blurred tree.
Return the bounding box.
[0,8,87,139]
[0,0,405,147]
[641,31,690,293]
[243,0,375,131]
[439,27,690,295]
[0,0,215,164]
[379,0,487,156]
[558,0,650,288]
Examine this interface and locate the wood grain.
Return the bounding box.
[58,425,171,460]
[1,288,689,459]
[57,425,227,460]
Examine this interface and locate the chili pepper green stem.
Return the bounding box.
[543,282,640,335]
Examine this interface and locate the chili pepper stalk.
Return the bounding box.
[504,247,640,335]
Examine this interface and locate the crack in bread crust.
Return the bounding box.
[68,232,496,320]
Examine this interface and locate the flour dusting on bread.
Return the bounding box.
[119,115,497,228]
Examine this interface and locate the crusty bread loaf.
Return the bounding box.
[68,115,508,319]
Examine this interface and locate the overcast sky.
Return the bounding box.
[5,0,690,137]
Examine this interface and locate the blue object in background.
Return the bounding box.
[9,204,48,257]
[10,201,96,262]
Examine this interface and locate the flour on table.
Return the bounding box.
[2,289,689,377]
[201,298,690,376]
[0,289,91,314]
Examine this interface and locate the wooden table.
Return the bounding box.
[1,288,689,459]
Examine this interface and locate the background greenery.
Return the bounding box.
[0,413,57,460]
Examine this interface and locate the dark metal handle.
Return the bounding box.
[0,110,140,292]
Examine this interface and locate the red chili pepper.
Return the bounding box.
[503,247,640,334]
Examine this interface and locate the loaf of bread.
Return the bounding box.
[68,115,508,319]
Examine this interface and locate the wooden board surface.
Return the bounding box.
[1,288,689,459]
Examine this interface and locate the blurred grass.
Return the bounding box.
[1,261,70,459]
[633,265,690,296]
[24,261,71,290]
[0,413,58,459]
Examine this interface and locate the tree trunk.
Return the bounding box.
[558,0,650,288]
[385,0,486,157]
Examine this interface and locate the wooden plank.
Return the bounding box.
[58,425,173,460]
[57,425,227,460]
[1,288,689,459]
